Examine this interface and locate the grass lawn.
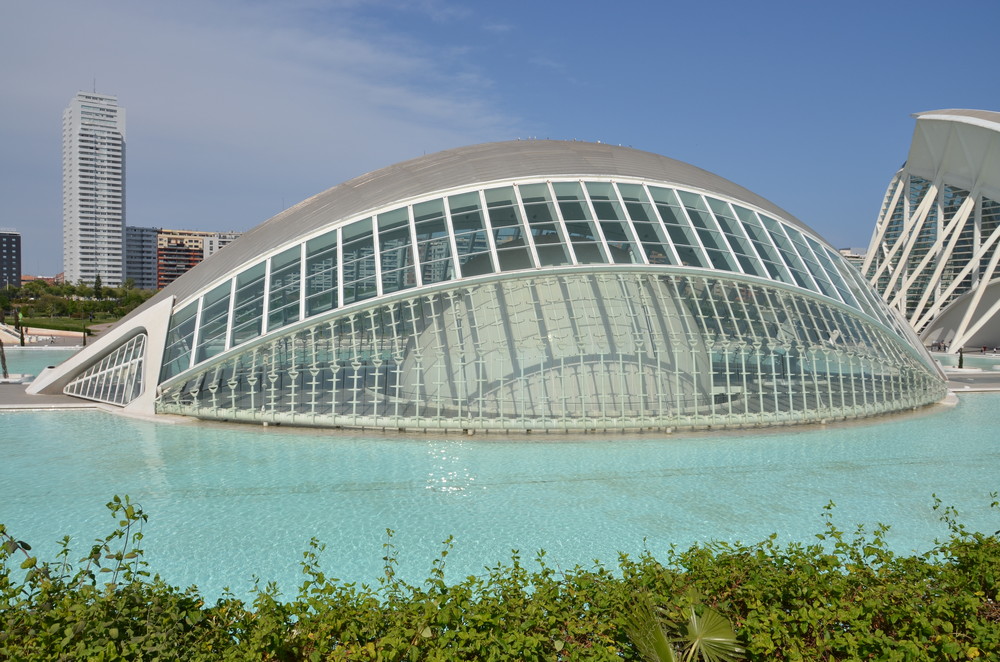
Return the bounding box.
[16,316,118,333]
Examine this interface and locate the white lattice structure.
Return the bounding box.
[863,110,1000,351]
[31,141,946,432]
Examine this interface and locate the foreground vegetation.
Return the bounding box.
[2,497,998,661]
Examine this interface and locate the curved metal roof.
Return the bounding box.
[146,140,809,308]
[914,109,1000,131]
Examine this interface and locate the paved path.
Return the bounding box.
[0,383,98,410]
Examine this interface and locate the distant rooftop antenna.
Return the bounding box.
[93,76,96,93]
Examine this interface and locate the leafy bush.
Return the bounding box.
[2,496,998,660]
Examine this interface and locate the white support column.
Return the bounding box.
[513,183,541,268]
[407,204,423,288]
[913,220,1000,331]
[878,180,940,303]
[442,196,463,280]
[861,175,905,277]
[892,192,975,315]
[476,189,501,274]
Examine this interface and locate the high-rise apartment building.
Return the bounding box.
[125,225,160,290]
[0,229,21,289]
[63,92,126,286]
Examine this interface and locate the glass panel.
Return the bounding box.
[733,206,793,284]
[486,187,527,258]
[455,231,494,277]
[381,246,414,294]
[160,301,198,381]
[496,247,532,271]
[555,182,605,262]
[268,246,301,330]
[417,236,452,284]
[231,262,266,346]
[617,183,655,222]
[414,198,445,223]
[378,207,409,232]
[647,185,681,207]
[600,219,637,263]
[759,215,814,289]
[196,281,232,363]
[536,243,570,266]
[305,230,338,317]
[421,257,454,283]
[564,221,601,242]
[342,218,377,304]
[520,183,557,224]
[585,182,623,220]
[448,192,485,234]
[379,207,415,295]
[484,186,518,209]
[553,182,592,221]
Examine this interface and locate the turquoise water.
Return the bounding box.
[2,392,998,603]
[933,351,1000,370]
[1,347,78,378]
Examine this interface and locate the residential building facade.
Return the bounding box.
[157,229,242,289]
[62,92,126,286]
[125,225,159,290]
[0,229,21,289]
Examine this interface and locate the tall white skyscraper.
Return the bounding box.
[63,92,126,286]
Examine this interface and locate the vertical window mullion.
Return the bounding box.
[477,189,501,273]
[513,184,541,268]
[675,194,712,265]
[336,228,344,310]
[372,220,383,297]
[407,205,423,288]
[189,296,205,372]
[610,182,648,264]
[581,181,614,263]
[260,256,273,331]
[642,183,682,265]
[547,181,578,266]
[223,277,237,352]
[442,197,462,279]
[299,243,307,322]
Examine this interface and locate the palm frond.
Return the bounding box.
[622,594,678,662]
[679,605,745,662]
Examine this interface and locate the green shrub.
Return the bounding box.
[2,496,999,660]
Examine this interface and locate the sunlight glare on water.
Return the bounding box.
[2,390,998,602]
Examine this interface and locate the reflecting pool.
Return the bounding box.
[1,347,79,378]
[2,387,998,603]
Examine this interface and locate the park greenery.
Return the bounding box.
[2,496,999,660]
[0,278,156,330]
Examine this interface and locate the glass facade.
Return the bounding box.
[48,140,947,432]
[143,176,943,431]
[157,272,944,431]
[866,173,1000,338]
[64,333,147,406]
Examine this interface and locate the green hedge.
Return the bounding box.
[2,496,998,661]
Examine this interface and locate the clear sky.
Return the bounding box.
[2,0,999,278]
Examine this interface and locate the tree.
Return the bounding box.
[93,274,103,300]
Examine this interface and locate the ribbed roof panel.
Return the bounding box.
[138,140,810,310]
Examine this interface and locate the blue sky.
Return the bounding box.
[2,0,999,277]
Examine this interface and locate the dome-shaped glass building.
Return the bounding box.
[30,141,947,431]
